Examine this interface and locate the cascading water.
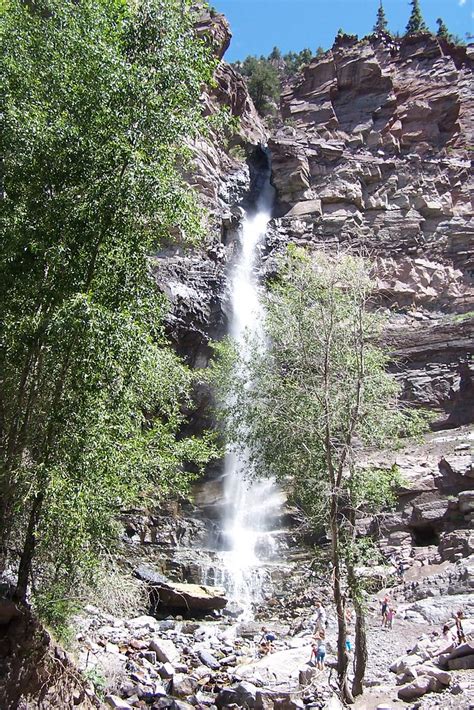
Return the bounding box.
[208,158,285,617]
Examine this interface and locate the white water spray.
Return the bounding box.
[216,169,285,617]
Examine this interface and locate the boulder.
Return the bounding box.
[170,701,195,710]
[135,564,227,612]
[390,653,424,675]
[139,682,168,702]
[256,690,275,710]
[171,674,198,698]
[232,681,258,708]
[272,695,305,710]
[215,687,240,708]
[158,662,175,679]
[417,663,451,686]
[447,642,474,660]
[403,594,474,624]
[220,654,237,665]
[299,665,317,685]
[127,615,160,633]
[198,649,221,670]
[150,638,180,665]
[285,200,322,218]
[142,650,157,664]
[215,682,259,709]
[190,666,211,681]
[397,675,441,701]
[447,654,474,671]
[154,699,174,710]
[105,696,134,710]
[157,581,227,612]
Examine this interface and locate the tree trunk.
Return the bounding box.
[16,490,44,601]
[330,501,354,704]
[352,594,367,697]
[345,508,367,698]
[14,348,72,600]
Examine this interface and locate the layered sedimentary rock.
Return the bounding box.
[272,34,472,277]
[267,32,473,423]
[151,29,473,590]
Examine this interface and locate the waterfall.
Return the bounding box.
[214,160,285,617]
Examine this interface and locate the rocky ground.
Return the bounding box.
[66,550,473,710]
[74,422,472,710]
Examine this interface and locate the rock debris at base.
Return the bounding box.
[70,553,474,710]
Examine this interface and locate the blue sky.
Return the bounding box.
[211,0,473,61]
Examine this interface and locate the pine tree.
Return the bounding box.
[406,0,428,34]
[436,17,450,40]
[373,1,388,34]
[269,46,281,61]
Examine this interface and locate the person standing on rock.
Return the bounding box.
[386,606,396,629]
[380,595,389,627]
[397,560,405,581]
[455,611,466,645]
[313,601,327,634]
[315,631,326,670]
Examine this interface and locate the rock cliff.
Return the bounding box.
[78,24,474,710]
[271,34,472,285]
[157,27,473,422]
[151,25,473,593]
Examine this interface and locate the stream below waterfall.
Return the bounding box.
[203,156,286,618]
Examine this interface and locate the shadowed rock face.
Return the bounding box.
[0,596,99,709]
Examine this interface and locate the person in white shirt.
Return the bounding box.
[312,601,327,634]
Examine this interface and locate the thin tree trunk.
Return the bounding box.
[346,506,367,697]
[16,490,44,601]
[330,498,353,704]
[352,595,367,697]
[14,346,73,600]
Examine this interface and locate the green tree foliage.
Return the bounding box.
[211,249,425,701]
[238,56,280,116]
[405,0,428,34]
[436,17,451,40]
[0,0,218,612]
[373,1,388,33]
[283,47,313,74]
[234,46,318,115]
[336,27,358,42]
[269,45,281,61]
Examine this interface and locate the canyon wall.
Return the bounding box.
[149,19,473,586]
